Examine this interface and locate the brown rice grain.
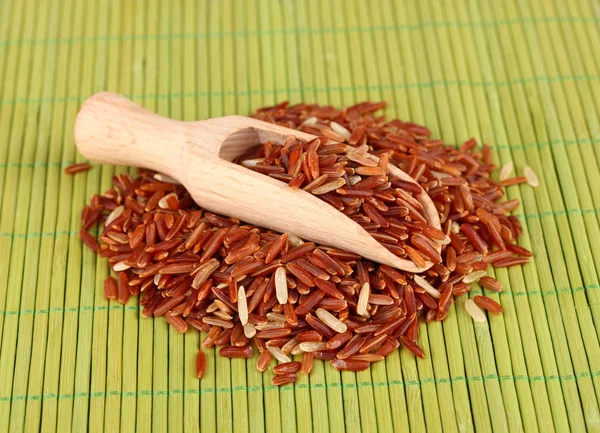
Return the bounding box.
[257,351,272,372]
[272,373,297,386]
[220,346,253,358]
[64,162,93,174]
[473,295,503,314]
[499,176,527,187]
[196,350,207,378]
[479,276,503,292]
[296,330,323,343]
[117,272,130,304]
[165,313,188,333]
[301,352,314,374]
[274,361,302,375]
[330,358,370,372]
[493,257,530,267]
[400,336,425,359]
[104,276,117,299]
[349,353,385,363]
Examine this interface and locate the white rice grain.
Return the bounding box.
[499,161,514,181]
[266,312,287,323]
[275,267,288,304]
[267,345,291,363]
[330,121,351,141]
[311,178,347,195]
[241,158,265,169]
[287,233,304,246]
[153,173,180,184]
[238,285,248,325]
[462,270,487,284]
[346,152,379,167]
[316,308,347,333]
[105,205,124,226]
[281,337,298,354]
[434,235,451,245]
[465,299,486,323]
[213,310,233,321]
[158,192,178,209]
[301,116,318,126]
[413,275,442,299]
[243,323,256,338]
[113,261,131,272]
[524,165,539,187]
[291,344,305,356]
[298,342,328,352]
[357,282,370,316]
[349,175,362,186]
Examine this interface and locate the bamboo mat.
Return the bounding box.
[1,0,600,432]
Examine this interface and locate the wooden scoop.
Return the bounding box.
[75,92,440,272]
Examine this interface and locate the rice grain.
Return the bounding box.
[413,275,441,299]
[267,345,291,363]
[499,161,513,181]
[64,162,93,174]
[524,166,539,187]
[196,350,206,378]
[238,285,249,325]
[465,299,486,323]
[462,270,487,284]
[272,373,297,386]
[275,267,288,304]
[474,295,503,314]
[315,308,347,333]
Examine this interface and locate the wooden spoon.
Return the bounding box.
[75,92,440,272]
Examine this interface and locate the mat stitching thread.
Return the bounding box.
[2,76,600,106]
[0,16,597,47]
[2,370,599,402]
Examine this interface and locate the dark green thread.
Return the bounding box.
[1,369,598,402]
[513,208,600,220]
[0,229,97,239]
[2,75,600,106]
[469,284,600,298]
[0,161,76,168]
[0,230,79,239]
[0,16,596,47]
[0,305,142,316]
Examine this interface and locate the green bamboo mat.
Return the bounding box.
[1,1,600,432]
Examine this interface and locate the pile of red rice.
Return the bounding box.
[78,101,531,385]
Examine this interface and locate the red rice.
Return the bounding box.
[79,100,531,386]
[64,162,92,174]
[272,373,297,386]
[196,350,206,378]
[473,295,503,314]
[104,276,117,299]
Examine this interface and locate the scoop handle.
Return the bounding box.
[74,92,190,174]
